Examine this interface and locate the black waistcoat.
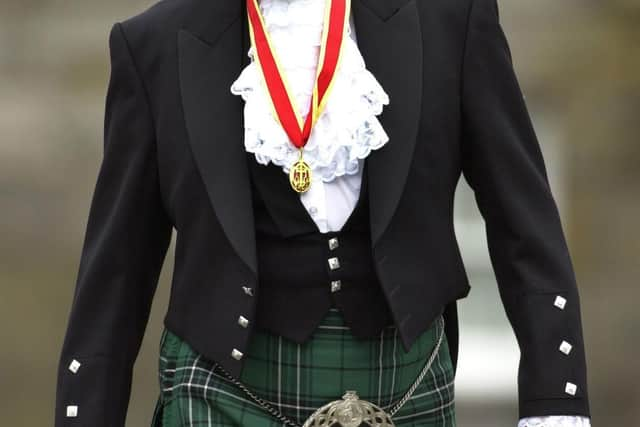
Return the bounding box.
[246,152,395,343]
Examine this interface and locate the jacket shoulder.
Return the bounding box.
[415,0,475,27]
[116,0,192,47]
[115,0,241,52]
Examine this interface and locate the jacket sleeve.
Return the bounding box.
[460,0,591,419]
[54,22,173,426]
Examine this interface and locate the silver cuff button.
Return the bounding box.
[242,286,254,296]
[559,340,573,355]
[66,405,78,417]
[231,348,244,360]
[68,359,81,374]
[554,295,567,309]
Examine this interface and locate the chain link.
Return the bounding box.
[213,315,446,427]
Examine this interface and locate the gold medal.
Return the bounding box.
[247,0,349,192]
[289,149,312,193]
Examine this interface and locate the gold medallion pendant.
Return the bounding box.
[247,0,348,194]
[289,150,312,193]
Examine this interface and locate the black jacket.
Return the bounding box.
[55,0,590,424]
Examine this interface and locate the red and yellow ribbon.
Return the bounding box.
[246,0,350,192]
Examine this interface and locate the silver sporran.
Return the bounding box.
[215,315,445,427]
[302,390,395,427]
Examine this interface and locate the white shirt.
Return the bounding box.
[295,10,369,233]
[231,1,591,425]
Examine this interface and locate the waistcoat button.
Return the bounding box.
[242,286,254,296]
[331,280,342,292]
[231,348,244,360]
[328,257,340,270]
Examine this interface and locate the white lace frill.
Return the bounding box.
[230,0,390,182]
[518,416,592,427]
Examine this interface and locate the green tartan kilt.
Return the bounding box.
[151,308,456,426]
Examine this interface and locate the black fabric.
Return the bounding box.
[246,154,395,342]
[54,0,591,425]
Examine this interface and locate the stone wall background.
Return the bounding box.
[1,0,638,425]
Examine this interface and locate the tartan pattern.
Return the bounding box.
[151,308,456,426]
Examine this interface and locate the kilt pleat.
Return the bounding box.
[152,308,456,426]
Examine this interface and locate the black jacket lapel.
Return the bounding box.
[178,3,258,275]
[352,0,424,247]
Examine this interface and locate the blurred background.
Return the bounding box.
[1,0,638,425]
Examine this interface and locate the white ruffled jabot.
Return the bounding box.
[230,0,390,183]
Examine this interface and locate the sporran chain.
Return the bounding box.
[213,315,446,427]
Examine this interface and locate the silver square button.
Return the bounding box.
[565,382,577,395]
[331,280,342,292]
[328,257,340,270]
[328,237,339,250]
[242,286,254,296]
[231,348,244,360]
[66,405,78,417]
[238,315,250,328]
[554,295,567,309]
[559,340,573,355]
[68,359,81,374]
